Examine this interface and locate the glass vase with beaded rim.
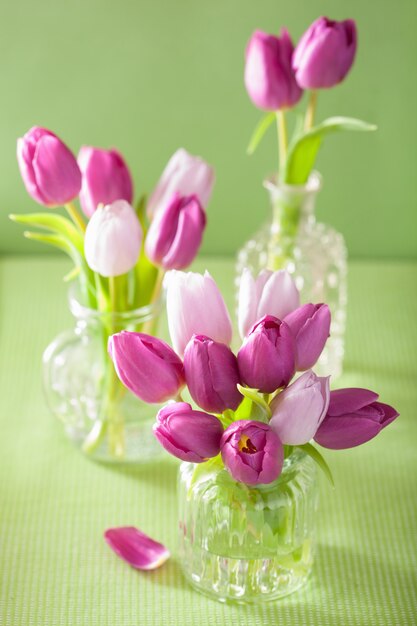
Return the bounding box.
[236,171,347,379]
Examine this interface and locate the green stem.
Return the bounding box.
[304,90,317,131]
[65,202,86,233]
[141,267,164,335]
[276,110,288,180]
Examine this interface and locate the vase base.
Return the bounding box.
[179,539,313,604]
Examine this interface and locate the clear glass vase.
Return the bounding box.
[178,450,318,604]
[236,173,347,378]
[43,287,165,463]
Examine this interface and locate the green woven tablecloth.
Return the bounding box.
[1,256,416,626]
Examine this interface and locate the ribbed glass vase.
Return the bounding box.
[236,172,347,378]
[43,287,164,463]
[178,450,318,603]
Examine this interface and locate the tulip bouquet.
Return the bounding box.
[244,16,376,267]
[109,268,399,485]
[10,126,214,458]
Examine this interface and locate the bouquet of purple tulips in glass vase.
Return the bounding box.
[10,126,214,462]
[109,269,399,603]
[237,16,377,380]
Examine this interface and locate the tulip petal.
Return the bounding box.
[161,197,206,269]
[104,526,170,570]
[238,268,258,339]
[33,135,81,205]
[328,388,379,416]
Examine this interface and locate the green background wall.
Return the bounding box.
[1,0,416,258]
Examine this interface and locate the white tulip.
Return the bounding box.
[238,268,300,339]
[147,148,215,216]
[166,270,233,356]
[84,200,142,277]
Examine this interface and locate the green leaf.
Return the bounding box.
[10,212,84,253]
[284,116,377,185]
[23,230,96,307]
[237,385,272,420]
[298,443,335,488]
[247,112,275,155]
[63,266,81,282]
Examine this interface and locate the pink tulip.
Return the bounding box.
[237,315,295,393]
[314,388,399,449]
[145,193,206,270]
[17,126,81,207]
[244,29,303,111]
[238,268,300,339]
[270,370,330,445]
[108,331,185,403]
[220,420,284,485]
[284,303,331,371]
[166,271,233,356]
[84,200,142,277]
[78,146,133,217]
[184,335,242,413]
[153,402,223,462]
[293,17,357,89]
[147,148,215,216]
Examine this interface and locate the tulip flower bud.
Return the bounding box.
[145,193,206,270]
[84,200,142,276]
[166,270,233,356]
[238,268,300,339]
[78,146,133,218]
[293,17,357,89]
[314,388,399,450]
[153,402,223,462]
[284,303,331,371]
[184,335,242,413]
[270,370,330,445]
[147,148,215,217]
[17,126,81,207]
[108,331,185,404]
[244,29,303,111]
[220,420,284,485]
[237,315,295,393]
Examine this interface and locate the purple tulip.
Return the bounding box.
[270,370,330,445]
[153,402,223,462]
[147,148,215,217]
[238,268,300,339]
[145,193,206,270]
[166,270,233,356]
[184,335,242,413]
[284,303,331,371]
[17,126,81,207]
[108,331,185,403]
[78,146,133,218]
[314,388,399,449]
[244,29,303,111]
[220,420,284,485]
[237,315,295,393]
[293,17,357,90]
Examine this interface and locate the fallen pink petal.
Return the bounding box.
[104,526,170,570]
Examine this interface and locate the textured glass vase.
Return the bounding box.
[178,450,318,604]
[236,172,347,378]
[43,287,164,463]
